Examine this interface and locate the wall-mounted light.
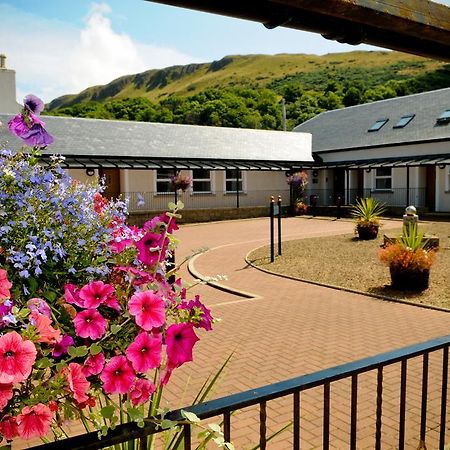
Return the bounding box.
[438,164,446,169]
[312,170,319,177]
[85,168,95,177]
[365,168,372,173]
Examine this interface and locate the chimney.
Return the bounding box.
[0,54,22,114]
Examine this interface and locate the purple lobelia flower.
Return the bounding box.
[23,94,44,115]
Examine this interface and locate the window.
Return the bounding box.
[192,169,212,193]
[436,109,450,125]
[393,114,415,129]
[155,169,172,193]
[368,118,389,132]
[225,169,245,193]
[374,167,392,190]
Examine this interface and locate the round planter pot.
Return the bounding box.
[390,266,430,291]
[357,224,379,240]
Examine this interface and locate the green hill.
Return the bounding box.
[47,51,450,130]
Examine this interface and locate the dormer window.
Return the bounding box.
[368,118,388,132]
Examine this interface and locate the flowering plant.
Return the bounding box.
[287,171,308,212]
[0,97,215,447]
[294,201,309,215]
[170,173,192,192]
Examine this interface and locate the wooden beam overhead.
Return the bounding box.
[145,0,450,62]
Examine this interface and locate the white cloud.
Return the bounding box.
[0,2,198,103]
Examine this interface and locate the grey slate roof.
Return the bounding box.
[0,114,313,168]
[294,87,450,154]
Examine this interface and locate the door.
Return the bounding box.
[333,168,346,204]
[99,168,121,199]
[426,166,436,212]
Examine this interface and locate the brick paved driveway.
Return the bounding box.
[164,216,450,449]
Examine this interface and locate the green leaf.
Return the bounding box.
[208,423,222,433]
[176,200,184,210]
[76,346,88,357]
[36,357,52,369]
[181,410,200,423]
[100,405,115,419]
[160,419,177,429]
[224,443,235,450]
[137,421,145,428]
[90,343,102,355]
[127,407,144,422]
[43,290,57,302]
[68,346,78,357]
[213,436,225,445]
[110,324,121,334]
[28,277,39,294]
[167,202,177,211]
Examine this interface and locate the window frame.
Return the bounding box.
[190,169,215,194]
[393,114,415,129]
[373,167,393,191]
[224,169,246,194]
[154,169,173,194]
[368,118,389,132]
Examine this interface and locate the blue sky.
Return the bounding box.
[1,1,449,102]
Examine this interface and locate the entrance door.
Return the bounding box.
[99,169,121,199]
[426,166,436,212]
[333,168,346,204]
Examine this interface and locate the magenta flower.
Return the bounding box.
[126,332,162,373]
[17,403,52,440]
[0,415,18,441]
[128,291,165,331]
[67,363,90,403]
[0,383,13,410]
[79,281,115,309]
[135,232,163,266]
[143,213,178,234]
[179,296,213,331]
[8,113,53,147]
[0,332,37,384]
[100,356,135,394]
[82,352,105,377]
[27,298,51,318]
[0,269,12,300]
[52,334,74,358]
[24,94,44,115]
[64,284,85,308]
[165,323,199,369]
[74,309,107,340]
[129,378,155,406]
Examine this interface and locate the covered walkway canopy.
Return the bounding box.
[146,0,450,62]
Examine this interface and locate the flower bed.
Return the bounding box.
[0,97,215,447]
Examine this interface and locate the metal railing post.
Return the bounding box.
[270,196,275,263]
[277,196,282,256]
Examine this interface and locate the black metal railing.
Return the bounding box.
[307,188,427,208]
[33,334,450,450]
[124,189,290,212]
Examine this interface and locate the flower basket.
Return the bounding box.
[170,175,192,192]
[389,266,430,291]
[357,224,379,240]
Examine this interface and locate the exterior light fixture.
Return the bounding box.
[438,164,446,169]
[86,169,95,176]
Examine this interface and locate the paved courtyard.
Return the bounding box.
[163,216,450,449]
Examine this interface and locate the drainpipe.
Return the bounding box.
[236,170,240,209]
[406,166,410,207]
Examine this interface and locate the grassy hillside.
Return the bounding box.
[47,51,445,109]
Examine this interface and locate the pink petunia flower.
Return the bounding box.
[129,378,155,406]
[143,213,178,234]
[0,415,19,440]
[178,296,213,331]
[0,269,12,300]
[17,403,52,440]
[79,281,115,309]
[166,323,199,369]
[0,332,37,384]
[115,266,154,286]
[67,363,90,403]
[27,298,51,318]
[128,291,165,331]
[126,332,162,373]
[64,283,85,308]
[104,294,121,312]
[100,356,135,394]
[82,352,105,377]
[0,383,13,411]
[135,232,163,266]
[73,309,107,340]
[52,334,74,358]
[32,312,62,344]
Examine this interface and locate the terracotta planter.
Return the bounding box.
[357,224,379,240]
[389,266,430,291]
